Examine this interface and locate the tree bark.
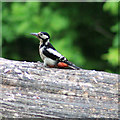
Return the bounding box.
[0,57,119,119]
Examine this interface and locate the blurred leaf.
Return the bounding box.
[103,2,118,16]
[50,12,69,31]
[111,23,118,32]
[113,33,119,47]
[2,2,41,42]
[0,2,2,48]
[2,25,16,42]
[102,2,119,69]
[102,47,119,66]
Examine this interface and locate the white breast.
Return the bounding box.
[39,46,45,61]
[44,57,56,66]
[39,45,56,66]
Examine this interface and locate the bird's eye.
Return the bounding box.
[40,33,43,36]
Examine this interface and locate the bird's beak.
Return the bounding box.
[30,33,39,37]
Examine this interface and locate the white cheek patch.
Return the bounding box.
[47,48,62,57]
[42,34,48,39]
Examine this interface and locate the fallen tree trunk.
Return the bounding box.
[0,57,119,119]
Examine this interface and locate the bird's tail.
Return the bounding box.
[64,61,81,70]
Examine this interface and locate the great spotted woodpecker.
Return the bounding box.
[31,32,80,70]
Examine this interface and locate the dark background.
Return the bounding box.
[2,2,119,73]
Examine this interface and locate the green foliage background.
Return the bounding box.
[2,2,119,74]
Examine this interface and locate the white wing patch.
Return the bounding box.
[47,48,62,58]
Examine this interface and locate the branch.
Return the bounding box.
[0,57,119,119]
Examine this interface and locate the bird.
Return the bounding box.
[30,32,80,70]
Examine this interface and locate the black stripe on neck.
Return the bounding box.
[40,39,49,48]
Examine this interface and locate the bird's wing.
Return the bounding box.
[47,42,56,50]
[63,60,80,69]
[43,43,80,69]
[43,47,80,69]
[43,47,63,60]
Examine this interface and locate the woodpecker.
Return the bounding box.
[30,32,80,70]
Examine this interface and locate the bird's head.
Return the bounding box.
[30,32,50,42]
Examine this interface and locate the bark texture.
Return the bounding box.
[0,57,119,119]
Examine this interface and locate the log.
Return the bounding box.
[0,57,119,119]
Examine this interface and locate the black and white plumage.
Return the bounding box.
[31,32,80,70]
